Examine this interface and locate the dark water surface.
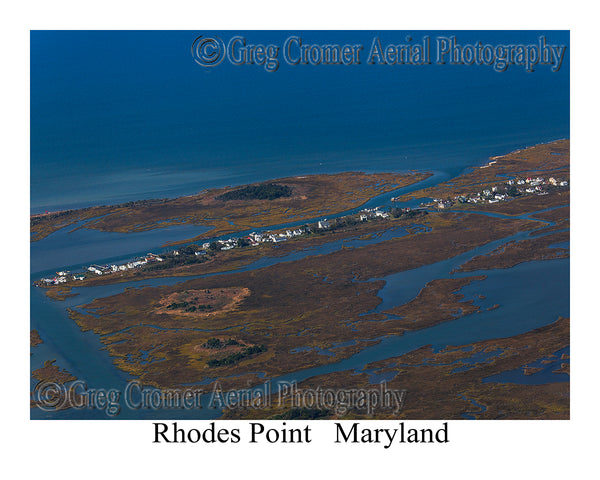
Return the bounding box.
[31,31,569,213]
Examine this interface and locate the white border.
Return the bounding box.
[4,1,597,477]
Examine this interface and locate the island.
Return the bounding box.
[31,139,570,419]
[31,171,430,243]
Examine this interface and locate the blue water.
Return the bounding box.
[31,30,569,213]
[30,220,212,275]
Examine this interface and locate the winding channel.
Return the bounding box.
[30,172,569,419]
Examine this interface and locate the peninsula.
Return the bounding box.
[31,140,570,419]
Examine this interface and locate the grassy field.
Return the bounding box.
[31,171,431,242]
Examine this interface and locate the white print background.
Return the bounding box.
[5,1,595,480]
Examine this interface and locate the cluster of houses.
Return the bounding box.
[39,270,83,285]
[38,205,404,286]
[200,227,310,250]
[86,253,164,276]
[433,176,569,209]
[193,207,392,253]
[37,172,569,288]
[358,207,391,221]
[39,253,165,285]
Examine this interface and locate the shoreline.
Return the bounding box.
[30,139,570,419]
[33,140,569,297]
[30,169,430,218]
[30,171,432,243]
[30,137,569,217]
